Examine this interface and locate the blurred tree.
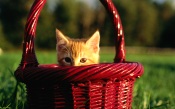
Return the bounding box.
[0,21,13,50]
[114,0,159,46]
[76,2,96,38]
[134,0,159,46]
[36,4,56,48]
[157,2,175,48]
[159,15,175,48]
[114,0,138,46]
[54,0,102,39]
[94,2,115,46]
[54,0,79,38]
[0,0,33,47]
[0,0,175,48]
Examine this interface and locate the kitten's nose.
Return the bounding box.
[72,60,79,66]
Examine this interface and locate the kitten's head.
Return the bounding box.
[56,29,100,66]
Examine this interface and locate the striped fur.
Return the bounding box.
[56,29,100,66]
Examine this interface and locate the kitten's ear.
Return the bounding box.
[56,29,69,45]
[86,30,100,53]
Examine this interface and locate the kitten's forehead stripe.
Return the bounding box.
[69,40,86,58]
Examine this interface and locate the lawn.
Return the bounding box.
[0,47,175,109]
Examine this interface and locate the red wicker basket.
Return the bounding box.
[15,0,144,109]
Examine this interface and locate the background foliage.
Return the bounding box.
[0,0,175,49]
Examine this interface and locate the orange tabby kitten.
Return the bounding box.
[56,29,100,66]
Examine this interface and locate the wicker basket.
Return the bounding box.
[15,0,144,109]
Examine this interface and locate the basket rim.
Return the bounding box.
[15,62,144,84]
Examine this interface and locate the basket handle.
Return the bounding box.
[20,0,46,68]
[20,0,125,68]
[100,0,125,63]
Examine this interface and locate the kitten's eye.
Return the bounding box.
[80,58,87,63]
[64,57,72,63]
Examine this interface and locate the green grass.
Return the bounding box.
[0,47,175,109]
[129,54,175,109]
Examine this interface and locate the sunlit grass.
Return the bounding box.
[0,47,175,109]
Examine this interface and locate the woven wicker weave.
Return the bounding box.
[15,0,144,109]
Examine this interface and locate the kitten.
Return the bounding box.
[56,29,100,66]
